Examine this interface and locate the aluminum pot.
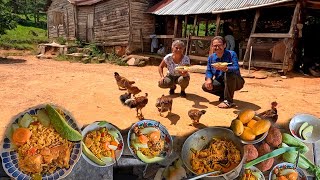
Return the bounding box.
[181,127,245,180]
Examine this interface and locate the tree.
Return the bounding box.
[0,0,16,34]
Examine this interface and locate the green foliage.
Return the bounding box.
[0,0,17,34]
[0,24,48,50]
[105,53,127,66]
[55,37,67,45]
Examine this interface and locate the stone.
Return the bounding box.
[127,57,139,66]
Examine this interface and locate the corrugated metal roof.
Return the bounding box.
[68,0,104,6]
[148,0,294,15]
[146,0,173,13]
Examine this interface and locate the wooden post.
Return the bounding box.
[214,14,221,36]
[197,21,200,36]
[66,9,69,38]
[184,16,188,38]
[73,5,78,39]
[192,15,197,35]
[205,19,209,36]
[140,28,144,52]
[243,9,260,63]
[284,2,301,73]
[209,14,221,55]
[174,16,178,38]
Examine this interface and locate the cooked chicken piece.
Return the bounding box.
[188,109,206,125]
[114,72,135,90]
[155,95,173,117]
[127,86,141,97]
[124,93,148,119]
[19,154,43,173]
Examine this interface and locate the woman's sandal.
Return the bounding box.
[217,100,235,108]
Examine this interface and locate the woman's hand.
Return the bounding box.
[159,77,165,84]
[205,78,213,90]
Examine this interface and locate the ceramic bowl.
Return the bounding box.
[289,113,320,143]
[127,119,173,164]
[241,166,265,180]
[81,121,124,167]
[1,104,82,180]
[269,162,307,180]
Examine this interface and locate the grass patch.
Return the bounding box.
[0,24,48,50]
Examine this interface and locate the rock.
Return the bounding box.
[280,76,287,79]
[137,60,146,67]
[98,58,105,63]
[188,65,206,74]
[127,57,139,66]
[81,57,90,64]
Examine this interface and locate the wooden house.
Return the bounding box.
[146,0,320,73]
[47,0,160,53]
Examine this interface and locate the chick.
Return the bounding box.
[188,109,206,126]
[114,72,135,90]
[124,93,148,119]
[258,101,278,122]
[155,95,173,117]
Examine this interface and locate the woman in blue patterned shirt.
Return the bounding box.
[203,36,245,108]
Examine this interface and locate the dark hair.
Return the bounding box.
[212,36,226,44]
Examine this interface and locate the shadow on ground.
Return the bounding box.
[185,93,210,109]
[166,112,180,125]
[210,99,261,115]
[0,57,26,64]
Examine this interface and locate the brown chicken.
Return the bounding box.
[258,101,278,122]
[124,93,148,119]
[127,85,141,97]
[155,95,173,117]
[114,72,135,90]
[188,109,206,126]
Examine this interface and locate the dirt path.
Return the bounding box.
[0,50,320,145]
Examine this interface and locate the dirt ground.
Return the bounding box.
[0,50,320,146]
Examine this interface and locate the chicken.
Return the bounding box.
[114,72,135,90]
[155,95,173,117]
[127,85,141,97]
[258,101,278,122]
[188,109,206,126]
[124,93,148,119]
[120,92,132,105]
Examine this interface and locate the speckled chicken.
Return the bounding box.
[124,93,148,120]
[188,109,206,125]
[119,92,131,105]
[155,95,173,117]
[114,72,135,90]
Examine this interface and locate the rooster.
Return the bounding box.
[114,72,135,90]
[258,101,278,122]
[188,109,206,126]
[155,95,173,117]
[124,93,148,120]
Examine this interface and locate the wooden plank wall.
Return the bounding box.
[129,0,155,52]
[93,0,130,46]
[47,0,76,39]
[77,6,94,42]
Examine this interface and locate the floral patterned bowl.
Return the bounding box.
[1,104,82,180]
[127,119,173,163]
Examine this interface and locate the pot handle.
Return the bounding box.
[223,169,240,180]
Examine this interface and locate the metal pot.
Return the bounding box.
[181,127,245,180]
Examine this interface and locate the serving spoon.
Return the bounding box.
[186,170,221,180]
